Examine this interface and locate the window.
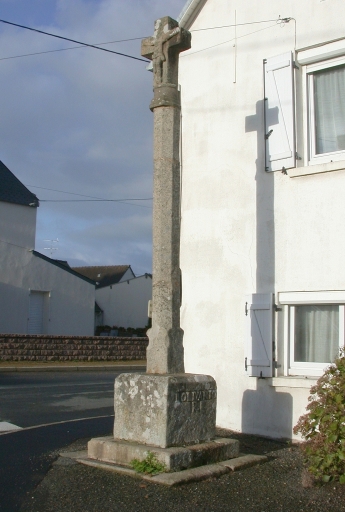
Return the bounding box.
[264,39,345,173]
[279,291,345,377]
[307,58,345,164]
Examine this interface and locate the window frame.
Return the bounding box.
[279,291,345,377]
[297,39,345,169]
[305,55,345,165]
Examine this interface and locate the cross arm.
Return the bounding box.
[141,37,155,61]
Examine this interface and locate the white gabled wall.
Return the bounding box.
[96,275,152,328]
[0,241,95,335]
[179,0,345,438]
[118,267,136,283]
[0,202,36,249]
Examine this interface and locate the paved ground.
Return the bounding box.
[1,363,345,512]
[12,430,345,512]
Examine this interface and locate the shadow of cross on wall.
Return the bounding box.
[244,99,278,292]
[245,99,279,172]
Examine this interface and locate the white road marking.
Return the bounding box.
[0,421,22,432]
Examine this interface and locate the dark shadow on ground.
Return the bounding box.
[0,416,113,512]
[216,427,290,455]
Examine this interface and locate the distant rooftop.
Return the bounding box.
[0,160,39,207]
[72,265,134,289]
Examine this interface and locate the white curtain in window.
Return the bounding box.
[314,65,345,154]
[294,305,339,363]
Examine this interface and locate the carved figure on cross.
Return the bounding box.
[153,26,180,86]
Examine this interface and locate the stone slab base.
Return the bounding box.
[72,452,268,487]
[88,436,239,472]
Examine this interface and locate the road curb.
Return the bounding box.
[75,453,269,487]
[0,364,146,373]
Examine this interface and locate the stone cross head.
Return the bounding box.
[141,17,191,88]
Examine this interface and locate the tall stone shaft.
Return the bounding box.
[142,17,191,374]
[148,105,183,374]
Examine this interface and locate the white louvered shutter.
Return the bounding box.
[245,293,273,377]
[264,52,295,172]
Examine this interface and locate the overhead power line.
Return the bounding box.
[0,17,292,62]
[26,184,152,208]
[39,199,152,209]
[27,184,152,201]
[0,18,149,63]
[0,36,147,61]
[40,199,152,202]
[191,18,280,32]
[182,20,290,57]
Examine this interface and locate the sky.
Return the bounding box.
[0,0,187,275]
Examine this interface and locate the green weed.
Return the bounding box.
[130,451,166,475]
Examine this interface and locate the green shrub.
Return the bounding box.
[130,451,166,475]
[294,350,345,484]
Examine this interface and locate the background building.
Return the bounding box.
[0,161,95,335]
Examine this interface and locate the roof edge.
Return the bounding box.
[178,0,208,29]
[32,251,96,285]
[96,273,152,289]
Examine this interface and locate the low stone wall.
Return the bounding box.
[0,334,148,361]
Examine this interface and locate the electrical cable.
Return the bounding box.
[0,18,149,63]
[0,36,148,61]
[190,19,280,32]
[39,199,152,208]
[26,184,152,201]
[0,17,293,62]
[40,199,152,202]
[182,21,286,57]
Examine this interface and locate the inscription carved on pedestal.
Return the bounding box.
[175,389,217,413]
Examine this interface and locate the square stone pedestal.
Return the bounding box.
[114,373,217,448]
[88,373,239,471]
[87,373,241,474]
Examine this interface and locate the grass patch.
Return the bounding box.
[130,451,166,475]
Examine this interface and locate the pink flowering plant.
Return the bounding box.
[294,349,345,484]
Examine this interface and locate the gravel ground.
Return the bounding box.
[20,431,345,512]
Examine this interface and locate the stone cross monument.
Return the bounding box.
[141,17,190,375]
[87,17,238,472]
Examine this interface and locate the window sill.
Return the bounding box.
[288,160,345,178]
[269,376,318,388]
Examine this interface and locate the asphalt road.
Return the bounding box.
[0,370,122,428]
[0,370,134,511]
[0,416,114,512]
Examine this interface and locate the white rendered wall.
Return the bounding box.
[0,202,36,249]
[0,241,95,335]
[118,268,136,282]
[96,275,152,328]
[179,0,345,438]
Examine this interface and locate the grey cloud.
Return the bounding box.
[0,0,186,273]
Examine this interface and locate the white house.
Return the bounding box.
[0,161,95,335]
[73,266,152,329]
[95,273,152,329]
[177,0,345,439]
